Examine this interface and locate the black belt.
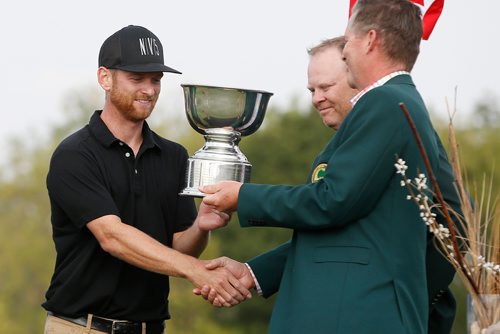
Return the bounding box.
[48,312,165,334]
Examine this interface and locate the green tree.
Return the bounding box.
[0,87,101,334]
[2,84,499,334]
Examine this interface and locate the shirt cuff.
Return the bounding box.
[245,263,263,296]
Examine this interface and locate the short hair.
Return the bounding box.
[351,0,422,71]
[307,36,346,56]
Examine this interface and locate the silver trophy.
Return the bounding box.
[180,84,273,197]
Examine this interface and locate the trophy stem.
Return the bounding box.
[179,128,252,197]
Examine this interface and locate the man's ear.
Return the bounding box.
[97,67,112,91]
[366,29,378,53]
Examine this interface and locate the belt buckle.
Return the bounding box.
[110,319,132,334]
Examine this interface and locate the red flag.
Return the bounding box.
[349,0,356,17]
[421,0,444,40]
[348,0,444,40]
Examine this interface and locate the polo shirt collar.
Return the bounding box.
[350,71,411,107]
[89,110,160,150]
[141,120,160,151]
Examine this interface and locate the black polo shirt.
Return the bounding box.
[42,110,197,322]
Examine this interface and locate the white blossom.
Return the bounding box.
[394,159,408,176]
[414,174,428,190]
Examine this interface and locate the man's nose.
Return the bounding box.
[312,91,325,105]
[141,83,158,96]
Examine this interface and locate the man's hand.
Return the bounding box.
[200,181,242,213]
[484,321,500,334]
[187,257,252,308]
[193,257,255,307]
[172,202,231,256]
[196,202,231,231]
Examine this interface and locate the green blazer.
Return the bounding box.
[239,75,447,334]
[246,136,460,334]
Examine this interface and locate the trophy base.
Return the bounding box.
[179,158,251,197]
[178,188,207,198]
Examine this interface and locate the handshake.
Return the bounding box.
[192,257,255,308]
[189,181,255,308]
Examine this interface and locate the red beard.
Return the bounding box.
[109,86,158,122]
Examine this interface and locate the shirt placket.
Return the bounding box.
[119,142,143,196]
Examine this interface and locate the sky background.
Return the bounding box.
[1,0,498,152]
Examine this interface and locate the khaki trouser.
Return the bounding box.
[44,314,108,334]
[44,313,159,334]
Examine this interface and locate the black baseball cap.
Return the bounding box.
[98,25,181,74]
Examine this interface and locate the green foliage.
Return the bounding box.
[470,92,500,129]
[242,106,333,185]
[450,278,468,334]
[0,86,497,333]
[437,97,500,197]
[0,137,55,333]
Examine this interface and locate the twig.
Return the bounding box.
[399,102,480,296]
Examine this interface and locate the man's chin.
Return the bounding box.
[323,119,338,130]
[126,109,153,122]
[347,79,358,90]
[346,75,359,90]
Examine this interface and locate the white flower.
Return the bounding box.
[414,174,428,190]
[430,224,450,239]
[394,159,408,176]
[483,262,494,272]
[439,226,450,238]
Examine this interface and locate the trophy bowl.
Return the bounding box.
[180,84,273,197]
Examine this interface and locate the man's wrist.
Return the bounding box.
[245,263,263,296]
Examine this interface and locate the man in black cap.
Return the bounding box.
[42,25,250,334]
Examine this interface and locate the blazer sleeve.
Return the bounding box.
[247,241,291,298]
[238,87,434,230]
